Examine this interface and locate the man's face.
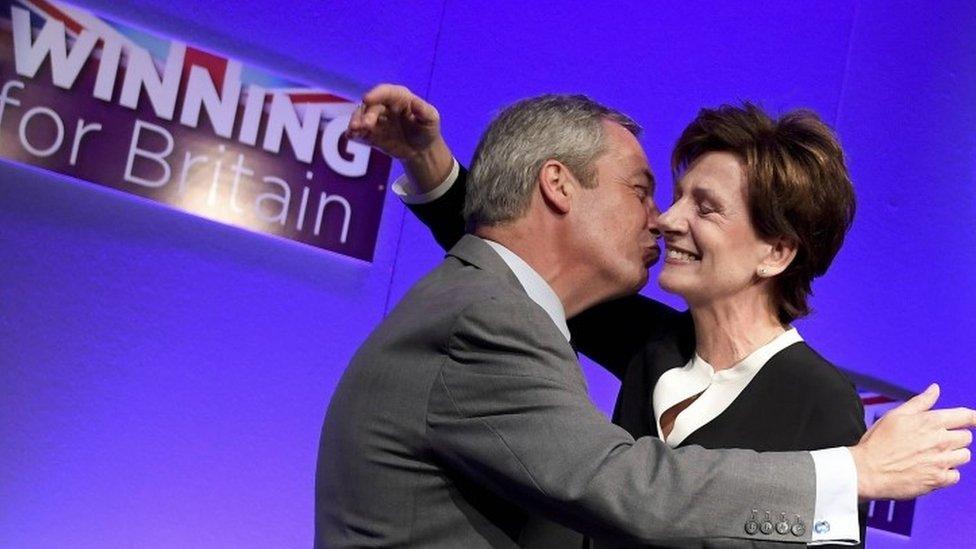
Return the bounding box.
[572,121,660,296]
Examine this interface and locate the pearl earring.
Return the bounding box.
[758,267,767,277]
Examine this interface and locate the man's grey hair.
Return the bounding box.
[463,94,641,228]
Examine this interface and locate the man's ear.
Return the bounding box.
[757,236,799,278]
[538,160,576,215]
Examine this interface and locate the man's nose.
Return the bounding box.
[648,214,662,239]
[645,201,662,238]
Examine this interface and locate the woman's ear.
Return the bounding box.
[757,236,799,278]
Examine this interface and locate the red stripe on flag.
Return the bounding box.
[184,46,228,90]
[31,0,84,35]
[288,92,351,104]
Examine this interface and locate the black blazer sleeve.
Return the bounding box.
[405,166,470,251]
[568,297,686,380]
[404,165,684,380]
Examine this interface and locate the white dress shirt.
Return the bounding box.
[395,161,860,545]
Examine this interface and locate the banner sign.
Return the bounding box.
[0,0,391,261]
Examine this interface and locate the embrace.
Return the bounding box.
[315,85,975,548]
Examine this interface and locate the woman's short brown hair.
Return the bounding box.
[671,103,856,323]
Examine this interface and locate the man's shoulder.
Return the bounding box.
[384,254,578,385]
[377,254,546,349]
[405,254,534,312]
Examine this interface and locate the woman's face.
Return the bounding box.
[657,151,773,307]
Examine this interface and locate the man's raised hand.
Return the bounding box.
[347,84,454,191]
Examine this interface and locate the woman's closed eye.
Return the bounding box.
[697,201,718,215]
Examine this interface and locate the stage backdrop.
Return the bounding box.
[1,0,973,547]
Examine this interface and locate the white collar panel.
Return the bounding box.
[653,328,804,447]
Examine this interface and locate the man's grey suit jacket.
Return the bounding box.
[315,235,820,547]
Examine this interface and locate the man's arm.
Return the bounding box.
[430,296,974,545]
[428,294,820,544]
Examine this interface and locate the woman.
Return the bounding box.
[358,97,866,547]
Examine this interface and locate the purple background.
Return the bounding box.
[1,0,973,547]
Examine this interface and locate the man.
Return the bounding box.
[315,89,974,547]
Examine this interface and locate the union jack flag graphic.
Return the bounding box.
[11,0,357,119]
